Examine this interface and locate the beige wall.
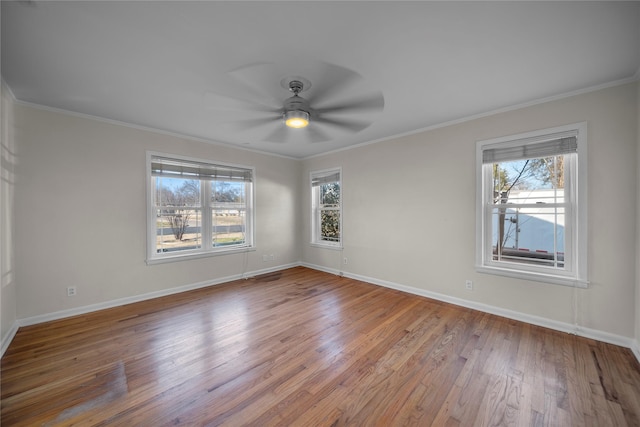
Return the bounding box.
[13,105,301,319]
[303,82,638,338]
[1,81,17,341]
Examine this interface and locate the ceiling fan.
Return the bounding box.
[204,62,385,144]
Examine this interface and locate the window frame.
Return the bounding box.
[310,167,342,249]
[475,123,588,287]
[146,151,255,264]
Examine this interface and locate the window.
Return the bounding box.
[476,123,587,287]
[147,153,254,263]
[311,168,342,248]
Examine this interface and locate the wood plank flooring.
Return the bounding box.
[2,266,640,426]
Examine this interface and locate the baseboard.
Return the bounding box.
[1,321,19,357]
[299,262,341,276]
[13,262,298,330]
[631,340,640,364]
[301,262,638,356]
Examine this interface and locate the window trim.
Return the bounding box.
[146,151,255,265]
[310,167,343,249]
[475,123,588,287]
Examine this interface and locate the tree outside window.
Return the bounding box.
[319,182,340,243]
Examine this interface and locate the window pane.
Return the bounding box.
[319,183,340,207]
[491,206,564,268]
[156,208,202,253]
[154,177,202,253]
[211,181,246,247]
[212,209,246,246]
[212,181,245,204]
[320,210,340,242]
[489,154,567,270]
[491,155,564,199]
[154,177,201,207]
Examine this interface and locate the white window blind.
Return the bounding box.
[482,134,577,164]
[151,157,253,182]
[311,171,341,187]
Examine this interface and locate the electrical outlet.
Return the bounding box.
[262,254,268,262]
[67,286,77,297]
[343,257,348,265]
[269,254,275,261]
[465,280,473,291]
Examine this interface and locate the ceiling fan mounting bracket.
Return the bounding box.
[288,80,304,95]
[280,76,311,94]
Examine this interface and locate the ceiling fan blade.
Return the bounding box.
[227,62,289,103]
[219,116,280,132]
[315,92,385,116]
[305,62,364,107]
[315,116,372,134]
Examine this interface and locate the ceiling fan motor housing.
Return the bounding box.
[283,95,311,114]
[284,80,313,116]
[283,80,313,129]
[283,80,311,128]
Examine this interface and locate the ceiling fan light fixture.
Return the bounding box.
[284,110,309,129]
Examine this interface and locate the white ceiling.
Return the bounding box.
[2,1,639,159]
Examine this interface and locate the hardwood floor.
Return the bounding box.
[2,267,640,426]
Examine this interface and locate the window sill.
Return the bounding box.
[476,265,588,288]
[147,246,256,265]
[310,242,343,251]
